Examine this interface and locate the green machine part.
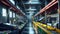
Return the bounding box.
[37,27,47,34]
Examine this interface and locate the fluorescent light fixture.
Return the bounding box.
[17,6,20,9]
[25,0,41,4]
[26,8,36,11]
[39,17,44,21]
[29,0,31,3]
[9,0,15,5]
[26,6,36,11]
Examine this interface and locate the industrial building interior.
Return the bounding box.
[0,0,60,34]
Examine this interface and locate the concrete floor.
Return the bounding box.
[21,22,35,34]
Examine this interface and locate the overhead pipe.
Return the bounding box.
[0,0,26,16]
[0,0,10,7]
[40,0,56,12]
[40,0,58,14]
[34,0,57,17]
[0,0,17,12]
[34,0,56,16]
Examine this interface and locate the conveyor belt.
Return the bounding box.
[33,21,60,34]
[33,22,51,34]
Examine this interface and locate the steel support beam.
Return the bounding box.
[45,0,47,24]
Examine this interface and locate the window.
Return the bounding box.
[13,13,15,18]
[2,8,7,16]
[9,0,15,5]
[9,10,12,18]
